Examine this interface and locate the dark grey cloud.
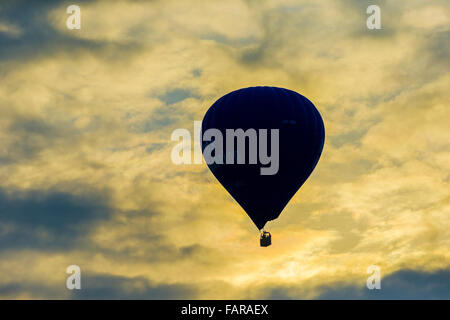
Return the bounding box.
[70,273,196,299]
[0,1,88,59]
[237,10,289,66]
[158,88,199,105]
[0,0,142,66]
[329,128,369,148]
[129,89,198,133]
[192,68,202,77]
[0,180,214,269]
[146,142,166,153]
[264,269,450,299]
[94,220,222,265]
[0,186,113,251]
[0,115,82,165]
[233,2,350,74]
[427,30,450,69]
[128,111,177,133]
[419,30,450,82]
[0,281,63,298]
[0,274,196,299]
[317,269,450,299]
[200,32,257,46]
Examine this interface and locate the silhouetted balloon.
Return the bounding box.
[201,87,325,230]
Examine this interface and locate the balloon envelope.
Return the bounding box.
[201,87,325,229]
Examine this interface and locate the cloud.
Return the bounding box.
[0,186,112,251]
[0,274,195,299]
[0,22,22,38]
[70,273,196,299]
[316,269,450,299]
[159,88,199,105]
[0,0,448,299]
[257,268,450,299]
[0,0,144,68]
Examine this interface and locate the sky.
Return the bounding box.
[0,0,449,299]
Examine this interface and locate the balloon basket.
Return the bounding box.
[260,231,272,247]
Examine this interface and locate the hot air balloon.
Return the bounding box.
[201,87,325,246]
